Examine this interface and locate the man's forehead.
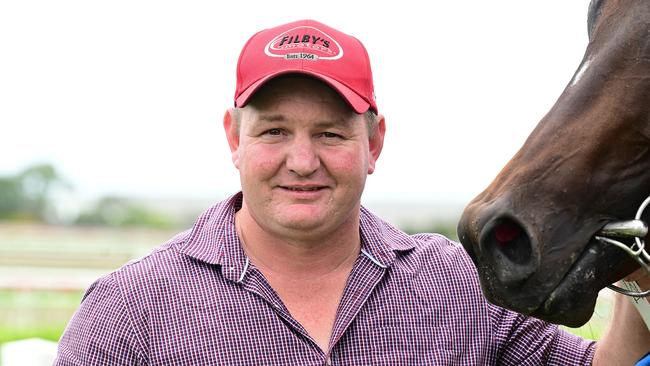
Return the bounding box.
[239,76,361,125]
[247,75,355,112]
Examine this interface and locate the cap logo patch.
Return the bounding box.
[265,26,343,61]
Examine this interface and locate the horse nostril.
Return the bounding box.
[494,221,522,244]
[486,218,532,266]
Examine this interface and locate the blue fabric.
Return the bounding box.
[636,351,650,366]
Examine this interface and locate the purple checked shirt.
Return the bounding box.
[55,193,595,365]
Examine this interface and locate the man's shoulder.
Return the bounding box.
[82,225,229,320]
[401,232,476,273]
[111,194,240,281]
[105,229,194,285]
[409,232,466,257]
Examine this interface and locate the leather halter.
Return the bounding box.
[596,196,650,297]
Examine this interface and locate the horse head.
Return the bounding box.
[457,0,650,327]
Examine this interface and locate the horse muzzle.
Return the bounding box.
[457,196,639,326]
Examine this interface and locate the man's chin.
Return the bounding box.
[267,209,333,234]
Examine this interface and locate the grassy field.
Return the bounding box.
[0,290,84,343]
[0,222,175,345]
[0,222,614,346]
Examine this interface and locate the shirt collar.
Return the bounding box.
[177,193,246,282]
[358,205,417,267]
[178,192,417,280]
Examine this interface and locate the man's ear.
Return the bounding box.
[223,108,240,168]
[367,114,386,175]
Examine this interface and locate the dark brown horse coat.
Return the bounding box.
[458,0,650,326]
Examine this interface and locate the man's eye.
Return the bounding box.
[321,132,343,139]
[264,128,282,136]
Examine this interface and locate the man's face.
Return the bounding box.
[225,76,384,239]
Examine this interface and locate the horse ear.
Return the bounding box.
[587,0,605,39]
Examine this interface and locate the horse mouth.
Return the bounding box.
[532,234,632,326]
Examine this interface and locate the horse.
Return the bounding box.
[457,0,650,327]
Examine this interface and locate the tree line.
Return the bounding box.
[0,164,175,228]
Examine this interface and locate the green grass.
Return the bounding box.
[0,325,66,343]
[0,223,175,346]
[0,290,84,343]
[0,289,84,308]
[560,293,613,340]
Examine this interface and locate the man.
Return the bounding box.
[56,19,649,365]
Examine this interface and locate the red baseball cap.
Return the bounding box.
[234,19,377,114]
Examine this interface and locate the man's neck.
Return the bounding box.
[234,205,361,352]
[234,207,361,279]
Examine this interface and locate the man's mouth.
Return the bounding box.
[279,185,327,192]
[284,187,322,191]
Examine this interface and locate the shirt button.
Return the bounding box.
[325,356,332,366]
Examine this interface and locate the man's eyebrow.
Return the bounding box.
[256,114,287,123]
[255,114,355,127]
[313,117,354,128]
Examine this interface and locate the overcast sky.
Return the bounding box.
[1,0,592,207]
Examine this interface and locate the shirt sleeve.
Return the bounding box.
[489,302,596,365]
[54,274,147,365]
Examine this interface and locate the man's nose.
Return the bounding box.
[286,136,320,177]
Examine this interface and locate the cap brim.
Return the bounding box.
[235,70,371,114]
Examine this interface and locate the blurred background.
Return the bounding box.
[1,0,614,364]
